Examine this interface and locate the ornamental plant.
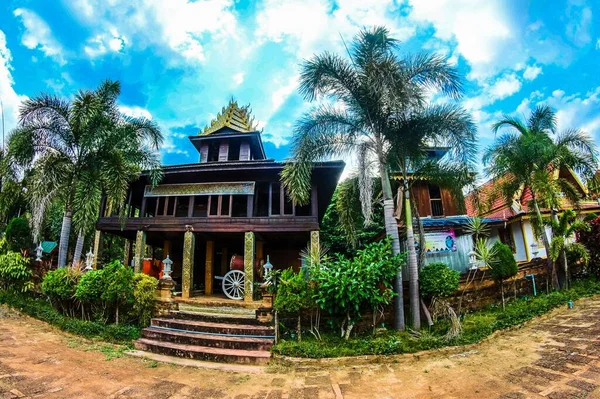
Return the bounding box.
[273,268,313,342]
[0,251,33,293]
[314,239,402,339]
[5,217,31,253]
[490,242,518,310]
[41,267,81,317]
[132,273,158,327]
[420,262,460,299]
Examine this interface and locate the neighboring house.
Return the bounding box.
[390,148,495,273]
[465,167,600,264]
[95,100,344,301]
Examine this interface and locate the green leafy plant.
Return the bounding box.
[420,263,460,299]
[41,267,81,316]
[490,242,518,310]
[132,273,158,327]
[0,251,33,293]
[274,268,312,342]
[314,239,402,339]
[5,217,31,253]
[101,260,134,325]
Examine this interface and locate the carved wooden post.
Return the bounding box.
[92,230,103,270]
[123,239,132,267]
[134,230,146,273]
[205,241,214,295]
[182,226,195,299]
[244,232,255,302]
[310,230,320,266]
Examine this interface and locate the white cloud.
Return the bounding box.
[0,30,28,144]
[84,28,127,57]
[13,8,66,65]
[565,2,592,47]
[271,74,299,115]
[516,98,531,116]
[407,0,514,80]
[120,105,153,120]
[523,65,542,81]
[65,0,239,64]
[233,72,244,86]
[488,73,522,100]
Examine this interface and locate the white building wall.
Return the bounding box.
[511,221,528,262]
[522,220,551,259]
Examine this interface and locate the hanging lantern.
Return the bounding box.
[84,247,94,271]
[162,255,173,279]
[530,242,540,258]
[35,243,43,262]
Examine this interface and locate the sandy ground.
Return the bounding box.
[1,297,600,399]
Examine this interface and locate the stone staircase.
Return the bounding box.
[134,304,274,365]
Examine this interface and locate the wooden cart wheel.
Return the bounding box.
[222,270,245,300]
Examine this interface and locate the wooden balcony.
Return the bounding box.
[96,216,319,233]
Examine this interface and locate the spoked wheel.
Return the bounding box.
[222,270,245,300]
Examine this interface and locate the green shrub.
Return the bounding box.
[490,242,518,281]
[314,239,402,339]
[274,268,312,341]
[41,267,81,316]
[5,217,31,252]
[420,262,460,298]
[0,290,140,344]
[132,273,158,327]
[101,260,134,325]
[0,236,7,255]
[0,251,33,292]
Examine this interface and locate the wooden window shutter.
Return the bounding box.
[218,141,229,162]
[239,142,250,161]
[199,144,209,163]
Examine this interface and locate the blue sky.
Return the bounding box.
[0,0,599,174]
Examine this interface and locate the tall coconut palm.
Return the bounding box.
[7,80,163,267]
[387,104,477,328]
[483,105,597,289]
[282,26,463,330]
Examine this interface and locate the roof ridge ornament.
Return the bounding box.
[200,98,260,136]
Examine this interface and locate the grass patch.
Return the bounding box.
[0,290,141,345]
[272,278,600,358]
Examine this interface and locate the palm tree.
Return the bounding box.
[7,80,163,267]
[483,105,597,289]
[387,105,477,328]
[549,209,589,289]
[282,26,463,330]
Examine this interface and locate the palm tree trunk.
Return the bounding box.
[380,164,405,331]
[72,230,84,268]
[57,210,72,267]
[531,197,559,290]
[404,183,420,330]
[561,248,569,290]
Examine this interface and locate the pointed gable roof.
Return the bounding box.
[200,99,260,136]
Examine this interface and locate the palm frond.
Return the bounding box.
[527,105,557,133]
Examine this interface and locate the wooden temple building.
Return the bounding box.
[94,100,344,302]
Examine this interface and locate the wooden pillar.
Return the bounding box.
[205,241,214,295]
[310,230,320,266]
[123,239,132,267]
[244,232,255,302]
[92,230,103,270]
[163,240,172,258]
[220,247,228,277]
[134,230,146,273]
[182,230,195,299]
[256,241,264,279]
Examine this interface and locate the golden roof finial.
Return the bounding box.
[200,99,259,136]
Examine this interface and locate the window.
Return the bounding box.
[428,184,444,217]
[228,139,240,161]
[144,197,156,217]
[175,196,190,217]
[231,195,248,217]
[209,195,219,216]
[255,182,269,216]
[221,195,231,216]
[207,141,219,162]
[192,196,208,217]
[271,183,281,215]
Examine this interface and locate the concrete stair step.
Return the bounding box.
[134,338,271,365]
[151,318,275,337]
[169,310,264,325]
[177,304,256,316]
[141,327,274,351]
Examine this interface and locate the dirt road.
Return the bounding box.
[0,297,599,398]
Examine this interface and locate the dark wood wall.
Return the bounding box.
[411,182,460,217]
